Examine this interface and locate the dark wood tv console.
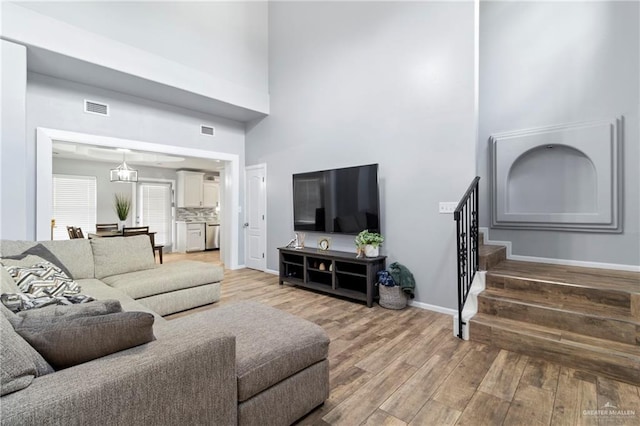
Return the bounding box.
[278,247,386,307]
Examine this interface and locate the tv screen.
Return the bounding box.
[293,164,380,234]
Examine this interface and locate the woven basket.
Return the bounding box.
[379,285,407,310]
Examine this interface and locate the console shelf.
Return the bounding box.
[278,247,386,307]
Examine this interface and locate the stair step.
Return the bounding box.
[478,288,639,345]
[470,313,640,386]
[487,260,639,313]
[479,244,506,271]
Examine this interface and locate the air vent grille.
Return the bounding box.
[201,125,215,136]
[84,100,109,116]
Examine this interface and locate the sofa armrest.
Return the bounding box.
[1,328,237,426]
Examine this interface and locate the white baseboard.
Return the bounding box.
[265,268,279,276]
[408,300,456,316]
[479,227,640,272]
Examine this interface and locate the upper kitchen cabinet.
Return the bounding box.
[177,171,204,207]
[203,181,219,208]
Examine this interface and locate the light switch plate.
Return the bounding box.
[439,202,458,214]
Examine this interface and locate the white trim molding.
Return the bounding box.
[36,127,241,269]
[408,300,457,316]
[479,227,640,272]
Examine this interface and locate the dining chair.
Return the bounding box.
[122,226,150,236]
[96,223,119,231]
[74,227,85,239]
[67,226,77,239]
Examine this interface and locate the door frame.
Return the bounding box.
[36,127,241,269]
[244,163,267,271]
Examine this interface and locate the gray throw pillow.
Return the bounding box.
[14,300,123,323]
[14,311,156,370]
[0,313,37,396]
[1,244,73,278]
[0,305,54,377]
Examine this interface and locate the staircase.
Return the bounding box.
[469,235,640,386]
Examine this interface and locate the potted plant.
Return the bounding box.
[114,193,131,230]
[355,229,384,257]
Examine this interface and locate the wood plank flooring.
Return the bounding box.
[164,252,640,425]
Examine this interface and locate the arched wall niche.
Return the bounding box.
[491,117,622,233]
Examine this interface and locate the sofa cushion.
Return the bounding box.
[15,300,123,322]
[75,278,165,323]
[41,239,95,279]
[101,260,223,299]
[1,266,19,294]
[0,305,54,379]
[91,235,156,279]
[0,240,95,280]
[1,243,73,278]
[161,301,330,402]
[14,311,156,370]
[0,312,36,396]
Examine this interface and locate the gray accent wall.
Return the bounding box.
[478,1,640,266]
[246,2,476,310]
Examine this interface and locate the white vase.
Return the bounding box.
[119,220,126,231]
[364,245,379,257]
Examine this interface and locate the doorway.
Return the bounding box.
[245,164,266,271]
[36,128,242,269]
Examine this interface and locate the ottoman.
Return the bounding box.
[158,301,330,425]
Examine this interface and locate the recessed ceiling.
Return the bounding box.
[52,141,224,172]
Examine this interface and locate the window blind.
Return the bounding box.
[139,183,171,246]
[52,175,97,240]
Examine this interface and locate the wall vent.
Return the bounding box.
[200,125,215,136]
[84,100,109,116]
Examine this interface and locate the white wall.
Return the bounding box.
[246,2,476,310]
[0,40,27,240]
[478,1,640,266]
[24,72,246,261]
[14,1,269,94]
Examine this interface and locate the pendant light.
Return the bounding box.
[110,150,138,182]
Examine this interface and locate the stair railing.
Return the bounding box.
[454,176,480,339]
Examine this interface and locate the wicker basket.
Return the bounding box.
[378,285,407,310]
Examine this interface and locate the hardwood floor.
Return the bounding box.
[165,253,640,425]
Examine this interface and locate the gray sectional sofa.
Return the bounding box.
[0,236,330,425]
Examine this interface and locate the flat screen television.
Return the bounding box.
[293,164,380,234]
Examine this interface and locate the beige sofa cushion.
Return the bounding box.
[41,240,95,279]
[1,240,95,280]
[91,236,156,279]
[101,260,223,299]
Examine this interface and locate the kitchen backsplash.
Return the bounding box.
[177,208,218,222]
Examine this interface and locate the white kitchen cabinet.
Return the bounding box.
[203,181,219,208]
[177,171,204,207]
[176,222,205,252]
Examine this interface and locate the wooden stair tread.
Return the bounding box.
[472,313,640,358]
[480,287,635,323]
[488,260,640,295]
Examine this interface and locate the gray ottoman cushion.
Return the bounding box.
[102,260,224,299]
[167,301,329,402]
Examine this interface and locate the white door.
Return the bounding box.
[245,164,266,271]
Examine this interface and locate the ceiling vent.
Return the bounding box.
[200,125,215,136]
[84,100,109,116]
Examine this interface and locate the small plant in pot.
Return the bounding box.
[114,193,131,230]
[355,230,384,258]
